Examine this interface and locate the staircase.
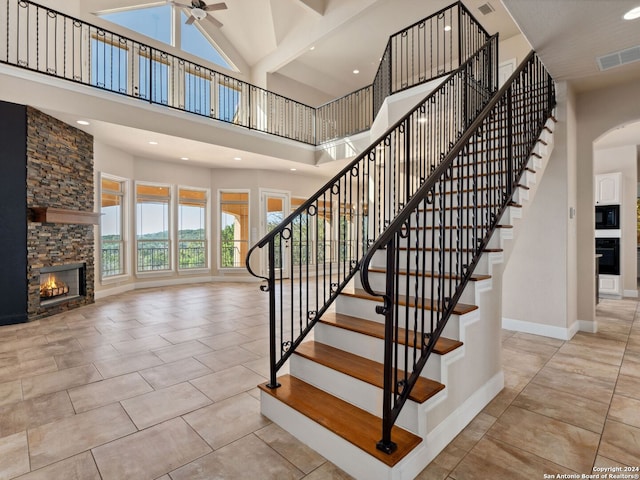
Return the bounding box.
[248,24,556,480]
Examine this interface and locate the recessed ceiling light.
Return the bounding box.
[290,168,297,171]
[233,157,242,161]
[624,6,640,19]
[444,25,452,32]
[353,69,360,74]
[148,141,158,145]
[76,120,90,126]
[180,157,189,161]
[309,46,315,51]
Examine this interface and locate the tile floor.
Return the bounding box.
[0,283,638,479]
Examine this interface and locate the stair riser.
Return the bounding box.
[367,247,496,276]
[314,321,446,381]
[333,294,464,339]
[289,354,424,435]
[260,392,397,480]
[352,273,478,306]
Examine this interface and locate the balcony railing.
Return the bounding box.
[1,0,486,146]
[178,241,206,269]
[137,242,170,271]
[101,242,123,277]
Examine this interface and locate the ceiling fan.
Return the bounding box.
[169,1,228,28]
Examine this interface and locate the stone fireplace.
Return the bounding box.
[26,107,96,320]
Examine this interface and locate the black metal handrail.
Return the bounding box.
[246,35,498,389]
[372,1,488,119]
[360,51,556,453]
[1,0,487,146]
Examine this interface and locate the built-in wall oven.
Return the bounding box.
[595,237,620,275]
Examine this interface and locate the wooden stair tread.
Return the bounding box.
[341,288,477,315]
[366,268,491,282]
[294,341,445,404]
[321,312,463,354]
[396,246,503,253]
[412,224,512,230]
[419,201,522,212]
[259,375,422,467]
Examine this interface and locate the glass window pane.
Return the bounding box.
[220,191,248,268]
[185,70,211,115]
[181,12,231,69]
[101,177,125,278]
[91,37,128,92]
[136,184,170,271]
[179,188,207,269]
[101,5,172,45]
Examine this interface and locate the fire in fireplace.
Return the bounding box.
[40,275,70,299]
[39,263,86,307]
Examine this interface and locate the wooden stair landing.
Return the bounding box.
[294,341,445,403]
[259,375,422,467]
[320,312,463,354]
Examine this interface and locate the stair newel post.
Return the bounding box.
[377,235,398,455]
[266,239,281,389]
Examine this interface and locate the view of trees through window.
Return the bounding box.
[179,188,207,269]
[220,191,249,268]
[101,177,125,278]
[136,184,171,271]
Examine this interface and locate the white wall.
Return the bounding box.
[594,145,638,296]
[498,34,532,66]
[576,78,640,322]
[502,82,579,338]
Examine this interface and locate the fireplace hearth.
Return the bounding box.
[39,263,86,308]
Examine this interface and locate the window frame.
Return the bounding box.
[135,181,173,275]
[177,186,210,273]
[99,173,130,282]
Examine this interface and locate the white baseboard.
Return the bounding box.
[624,289,639,298]
[577,319,598,334]
[94,275,261,300]
[502,317,579,340]
[94,283,134,300]
[401,370,505,478]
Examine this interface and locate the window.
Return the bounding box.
[180,12,231,69]
[101,176,126,278]
[98,5,233,71]
[184,68,211,115]
[218,81,241,123]
[136,184,171,272]
[101,5,172,45]
[138,52,169,104]
[220,191,249,268]
[179,188,208,269]
[91,35,128,92]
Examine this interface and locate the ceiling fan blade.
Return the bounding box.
[185,14,196,25]
[204,14,223,28]
[203,3,227,11]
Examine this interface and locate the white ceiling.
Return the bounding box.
[46,0,640,170]
[502,0,640,149]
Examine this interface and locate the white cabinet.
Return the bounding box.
[595,172,622,205]
[599,274,620,296]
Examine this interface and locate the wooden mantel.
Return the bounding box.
[29,207,101,225]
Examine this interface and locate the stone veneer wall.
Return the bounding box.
[26,107,95,319]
